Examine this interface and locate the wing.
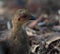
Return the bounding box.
[7,28,30,54]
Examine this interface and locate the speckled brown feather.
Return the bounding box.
[0,9,30,54]
[8,9,30,54]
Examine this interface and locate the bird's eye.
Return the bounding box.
[18,17,21,21]
[21,14,27,18]
[22,14,28,18]
[18,14,30,21]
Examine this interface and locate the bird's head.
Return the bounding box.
[12,9,30,28]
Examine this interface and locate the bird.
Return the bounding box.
[0,9,30,54]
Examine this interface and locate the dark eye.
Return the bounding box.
[18,17,21,21]
[22,14,28,18]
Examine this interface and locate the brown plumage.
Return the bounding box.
[0,9,30,54]
[8,9,30,54]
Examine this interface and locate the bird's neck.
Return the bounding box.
[12,21,26,33]
[12,20,29,34]
[12,25,21,33]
